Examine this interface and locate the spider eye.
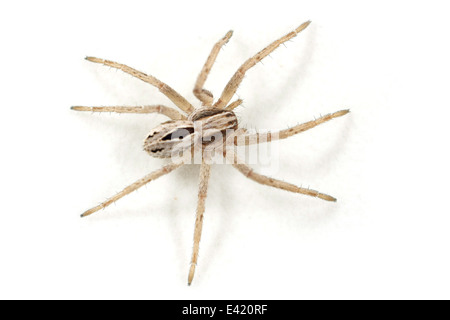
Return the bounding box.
[161,127,194,141]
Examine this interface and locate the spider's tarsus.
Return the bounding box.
[336,109,350,117]
[318,194,337,202]
[71,106,86,111]
[80,207,98,218]
[225,30,233,39]
[188,264,196,286]
[296,20,312,34]
[85,56,102,63]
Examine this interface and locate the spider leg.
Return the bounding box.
[85,57,194,114]
[236,109,349,146]
[80,162,183,217]
[234,162,336,201]
[228,150,336,201]
[194,30,233,107]
[71,105,187,120]
[224,99,243,111]
[188,162,212,285]
[214,21,311,109]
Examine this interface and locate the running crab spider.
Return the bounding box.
[72,20,349,285]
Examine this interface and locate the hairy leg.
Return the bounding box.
[237,109,349,146]
[233,161,336,201]
[194,31,233,106]
[86,57,194,114]
[80,162,183,218]
[188,162,212,285]
[224,99,243,111]
[214,21,311,109]
[71,105,187,120]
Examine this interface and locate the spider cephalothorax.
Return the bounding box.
[72,21,349,285]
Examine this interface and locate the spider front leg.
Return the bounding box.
[224,99,243,111]
[80,162,183,217]
[194,30,233,107]
[214,21,311,109]
[71,105,187,120]
[188,162,211,285]
[85,57,194,114]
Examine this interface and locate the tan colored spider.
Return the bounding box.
[72,20,349,285]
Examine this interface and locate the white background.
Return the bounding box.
[1,0,449,299]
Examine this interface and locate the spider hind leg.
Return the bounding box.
[188,162,212,285]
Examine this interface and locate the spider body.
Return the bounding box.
[144,108,238,159]
[73,21,349,285]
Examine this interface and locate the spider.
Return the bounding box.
[72,20,349,285]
